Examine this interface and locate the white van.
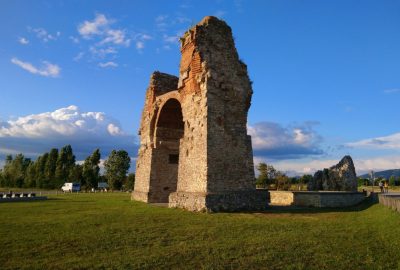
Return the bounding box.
[61,182,81,192]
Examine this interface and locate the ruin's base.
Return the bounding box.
[132,190,174,203]
[168,190,269,212]
[132,190,156,203]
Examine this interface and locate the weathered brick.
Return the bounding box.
[132,16,267,211]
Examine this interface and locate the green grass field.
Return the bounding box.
[0,193,399,270]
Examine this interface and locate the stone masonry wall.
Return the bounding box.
[176,29,209,194]
[269,191,294,206]
[195,17,255,192]
[174,16,256,194]
[133,16,265,211]
[133,72,179,202]
[268,191,366,208]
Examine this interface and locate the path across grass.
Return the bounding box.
[0,193,399,269]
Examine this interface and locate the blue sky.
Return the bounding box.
[0,0,399,175]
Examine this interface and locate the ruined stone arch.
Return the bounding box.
[154,98,183,136]
[153,94,182,140]
[132,16,267,211]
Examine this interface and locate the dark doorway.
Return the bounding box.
[150,99,183,202]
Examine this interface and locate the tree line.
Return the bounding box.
[257,162,400,190]
[255,162,313,190]
[358,175,400,187]
[0,145,135,191]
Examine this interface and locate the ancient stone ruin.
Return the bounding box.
[132,16,267,211]
[308,155,358,191]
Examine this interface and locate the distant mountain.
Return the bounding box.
[359,169,400,179]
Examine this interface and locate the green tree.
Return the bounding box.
[357,177,368,187]
[255,163,268,188]
[15,154,31,187]
[376,177,384,186]
[298,174,313,191]
[0,169,3,187]
[124,173,135,191]
[255,163,276,189]
[36,153,49,188]
[69,164,84,186]
[44,148,59,188]
[276,172,290,190]
[290,177,298,185]
[25,162,37,188]
[98,175,107,186]
[55,145,76,186]
[104,150,131,190]
[2,155,14,187]
[82,149,101,190]
[299,174,313,184]
[1,154,31,188]
[389,175,396,187]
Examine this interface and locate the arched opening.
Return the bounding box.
[155,99,184,141]
[150,98,183,203]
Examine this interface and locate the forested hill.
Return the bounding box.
[359,169,400,179]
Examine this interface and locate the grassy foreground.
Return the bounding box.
[0,193,399,269]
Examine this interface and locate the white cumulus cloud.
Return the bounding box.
[354,156,400,174]
[107,123,122,135]
[11,57,60,78]
[78,13,130,46]
[100,29,130,46]
[76,13,133,63]
[18,37,29,45]
[0,106,136,160]
[347,132,400,150]
[248,121,323,160]
[133,33,153,52]
[0,105,114,138]
[78,13,110,37]
[136,41,144,50]
[98,61,118,68]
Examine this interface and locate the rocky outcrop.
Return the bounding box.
[308,156,357,191]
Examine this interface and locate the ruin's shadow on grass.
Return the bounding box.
[259,197,378,214]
